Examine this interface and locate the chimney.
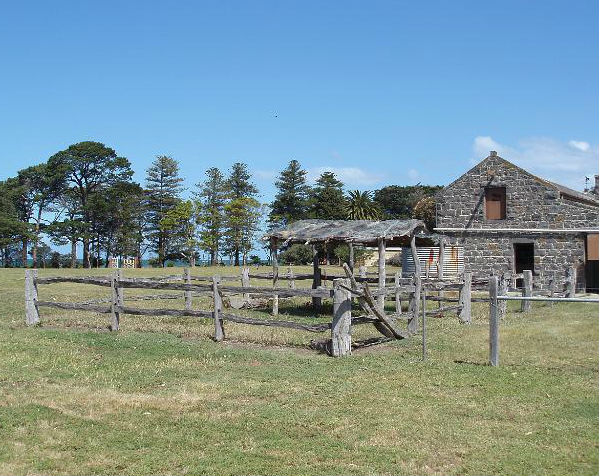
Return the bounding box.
[489,151,497,157]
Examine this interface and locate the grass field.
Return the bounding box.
[0,266,597,475]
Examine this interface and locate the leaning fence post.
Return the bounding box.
[394,271,402,316]
[489,275,499,367]
[458,272,472,324]
[566,266,577,298]
[25,269,40,325]
[184,268,192,311]
[498,272,509,318]
[521,270,532,312]
[111,269,123,331]
[213,276,224,341]
[331,278,352,357]
[408,273,420,334]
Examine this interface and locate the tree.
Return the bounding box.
[196,167,227,265]
[269,160,310,228]
[48,141,134,268]
[29,241,52,268]
[46,189,85,268]
[16,162,67,267]
[279,244,313,265]
[145,156,185,267]
[373,185,443,219]
[160,200,199,267]
[309,171,347,219]
[412,196,437,231]
[345,190,381,220]
[224,163,260,266]
[0,180,27,267]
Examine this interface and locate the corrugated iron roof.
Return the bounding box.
[264,219,426,245]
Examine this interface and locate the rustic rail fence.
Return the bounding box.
[24,267,432,357]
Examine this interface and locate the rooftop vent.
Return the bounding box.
[489,151,497,157]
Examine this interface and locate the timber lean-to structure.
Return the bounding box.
[264,219,427,310]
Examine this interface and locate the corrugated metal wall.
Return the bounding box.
[401,246,464,278]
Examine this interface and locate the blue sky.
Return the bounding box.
[1,0,598,202]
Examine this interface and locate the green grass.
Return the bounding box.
[0,266,597,475]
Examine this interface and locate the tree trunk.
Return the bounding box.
[234,247,240,267]
[22,237,28,268]
[83,236,91,268]
[71,239,77,268]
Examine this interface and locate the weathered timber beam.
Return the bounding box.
[36,277,111,287]
[37,301,112,313]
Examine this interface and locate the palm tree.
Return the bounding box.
[345,190,381,220]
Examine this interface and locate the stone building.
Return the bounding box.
[435,151,599,292]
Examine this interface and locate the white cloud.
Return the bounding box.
[568,140,590,152]
[472,136,599,190]
[307,166,383,187]
[407,168,420,181]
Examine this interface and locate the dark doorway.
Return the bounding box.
[514,242,534,288]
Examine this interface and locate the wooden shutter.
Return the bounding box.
[587,234,599,261]
[485,187,506,220]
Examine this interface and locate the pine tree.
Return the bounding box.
[269,160,310,228]
[196,167,227,265]
[225,163,259,266]
[145,156,184,267]
[309,171,347,219]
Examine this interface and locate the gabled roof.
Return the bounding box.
[439,153,598,207]
[264,219,426,245]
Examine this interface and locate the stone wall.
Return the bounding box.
[446,232,586,291]
[436,154,598,230]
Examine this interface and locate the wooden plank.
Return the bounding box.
[377,237,386,311]
[408,235,421,334]
[111,269,123,331]
[36,276,111,287]
[498,272,509,318]
[331,278,352,357]
[213,276,224,341]
[458,272,472,323]
[312,245,322,310]
[184,268,192,311]
[395,271,402,316]
[348,242,355,272]
[25,269,40,325]
[489,276,499,366]
[521,270,532,312]
[37,301,112,313]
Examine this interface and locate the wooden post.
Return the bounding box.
[377,237,386,311]
[312,244,322,311]
[395,271,402,316]
[498,272,509,318]
[184,268,192,311]
[348,242,355,273]
[359,265,367,280]
[271,240,279,316]
[437,238,445,309]
[241,266,250,302]
[331,278,352,357]
[566,266,577,298]
[25,269,39,325]
[213,276,224,341]
[408,273,421,334]
[458,272,472,324]
[521,269,532,312]
[422,288,427,361]
[288,265,295,289]
[489,275,499,367]
[549,274,555,307]
[111,269,123,331]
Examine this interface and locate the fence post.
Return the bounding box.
[272,293,279,316]
[25,269,40,325]
[549,274,555,307]
[408,273,420,334]
[566,266,577,298]
[111,269,123,331]
[241,267,250,303]
[521,270,532,312]
[184,268,192,311]
[288,265,295,289]
[498,272,509,318]
[458,272,472,324]
[489,276,499,367]
[213,276,224,341]
[331,278,352,357]
[395,271,402,316]
[422,288,427,361]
